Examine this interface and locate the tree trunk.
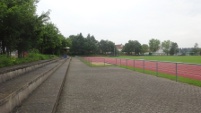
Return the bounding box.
[18,50,23,58]
[2,41,6,54]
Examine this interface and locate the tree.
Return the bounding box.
[0,1,7,54]
[1,0,25,56]
[0,0,45,57]
[141,44,149,54]
[123,42,133,55]
[99,40,115,55]
[99,40,107,54]
[122,40,141,55]
[161,40,172,55]
[66,33,100,55]
[33,11,50,49]
[192,43,200,55]
[61,37,71,49]
[170,42,179,55]
[84,34,98,54]
[0,0,69,57]
[149,39,160,52]
[37,22,63,54]
[16,4,38,57]
[54,34,70,55]
[69,33,86,55]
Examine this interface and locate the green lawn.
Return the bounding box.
[117,56,201,64]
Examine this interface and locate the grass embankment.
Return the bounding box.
[117,56,201,64]
[0,53,56,68]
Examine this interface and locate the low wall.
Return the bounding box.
[0,59,60,84]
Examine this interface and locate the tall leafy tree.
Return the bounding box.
[99,40,107,54]
[170,42,179,55]
[84,34,98,54]
[99,40,115,54]
[33,11,50,49]
[0,0,41,57]
[60,36,71,49]
[141,44,149,54]
[192,43,200,55]
[149,39,160,52]
[16,1,38,57]
[1,0,22,56]
[162,40,172,55]
[0,1,7,54]
[122,42,131,54]
[107,41,116,55]
[70,33,85,55]
[0,0,71,57]
[122,40,141,55]
[39,22,61,54]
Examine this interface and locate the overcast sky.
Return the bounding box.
[36,0,201,48]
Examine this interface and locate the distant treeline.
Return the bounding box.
[45,33,201,56]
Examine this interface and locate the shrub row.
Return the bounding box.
[0,54,56,68]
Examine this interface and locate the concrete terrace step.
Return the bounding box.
[0,58,66,113]
[13,58,71,113]
[0,59,55,74]
[0,58,61,84]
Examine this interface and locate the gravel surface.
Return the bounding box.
[56,58,201,113]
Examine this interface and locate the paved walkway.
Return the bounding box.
[56,58,201,113]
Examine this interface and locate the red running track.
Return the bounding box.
[84,57,201,81]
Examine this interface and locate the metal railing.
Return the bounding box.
[83,57,201,81]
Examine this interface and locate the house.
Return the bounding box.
[177,48,193,55]
[115,44,124,52]
[152,47,165,56]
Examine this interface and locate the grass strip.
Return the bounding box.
[0,53,57,68]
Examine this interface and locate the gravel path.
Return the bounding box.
[56,58,201,113]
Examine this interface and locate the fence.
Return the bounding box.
[83,57,201,81]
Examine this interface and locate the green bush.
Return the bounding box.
[0,55,15,67]
[29,49,39,54]
[0,53,57,68]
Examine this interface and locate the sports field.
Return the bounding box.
[117,56,201,64]
[83,56,201,86]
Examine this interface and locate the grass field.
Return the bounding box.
[117,56,201,64]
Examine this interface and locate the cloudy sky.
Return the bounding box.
[36,0,201,48]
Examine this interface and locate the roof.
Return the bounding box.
[115,44,123,50]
